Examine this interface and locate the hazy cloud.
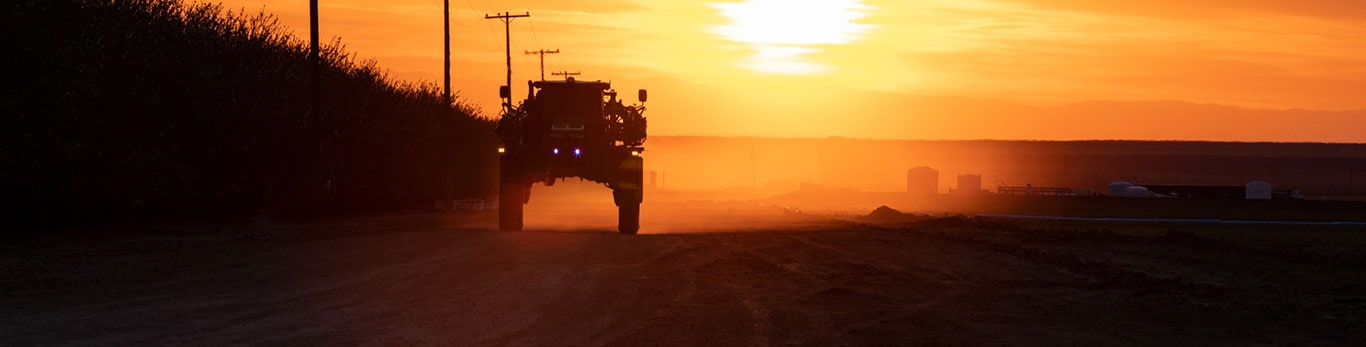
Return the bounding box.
[865,0,1366,109]
[499,0,647,14]
[1004,0,1366,20]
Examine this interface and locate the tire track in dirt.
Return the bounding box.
[679,228,991,345]
[10,210,1361,345]
[859,218,1366,345]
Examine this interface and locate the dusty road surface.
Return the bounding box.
[3,200,1364,345]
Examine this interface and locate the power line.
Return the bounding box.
[447,16,486,27]
[465,0,498,43]
[527,19,543,53]
[553,47,566,73]
[525,19,563,73]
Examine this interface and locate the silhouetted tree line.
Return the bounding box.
[2,0,498,227]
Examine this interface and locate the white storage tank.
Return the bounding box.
[1246,181,1273,200]
[1123,185,1152,198]
[1107,181,1133,197]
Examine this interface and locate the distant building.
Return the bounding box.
[952,174,986,194]
[906,167,938,195]
[959,174,981,191]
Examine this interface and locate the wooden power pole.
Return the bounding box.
[484,12,530,104]
[442,0,453,205]
[310,0,320,159]
[524,49,559,81]
[443,0,451,105]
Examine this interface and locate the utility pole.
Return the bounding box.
[443,0,451,105]
[308,0,335,198]
[524,49,559,81]
[310,0,320,159]
[442,0,454,206]
[551,71,580,79]
[484,12,530,104]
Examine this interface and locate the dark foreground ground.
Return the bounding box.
[3,201,1364,345]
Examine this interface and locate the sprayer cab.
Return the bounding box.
[495,77,649,234]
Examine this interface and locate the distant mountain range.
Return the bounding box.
[841,93,1364,143]
[629,75,1365,143]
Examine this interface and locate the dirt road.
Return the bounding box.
[3,201,1363,345]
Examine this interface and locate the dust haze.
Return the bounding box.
[516,180,833,234]
[509,137,1366,232]
[643,136,1366,198]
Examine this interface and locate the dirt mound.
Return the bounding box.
[862,205,907,223]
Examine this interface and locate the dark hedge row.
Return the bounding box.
[2,0,498,226]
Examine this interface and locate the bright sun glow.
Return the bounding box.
[710,0,876,74]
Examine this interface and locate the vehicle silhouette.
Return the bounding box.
[496,78,648,234]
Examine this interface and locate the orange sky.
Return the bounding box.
[203,0,1366,142]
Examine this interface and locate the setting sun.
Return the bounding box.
[708,0,876,74]
[190,0,1366,142]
